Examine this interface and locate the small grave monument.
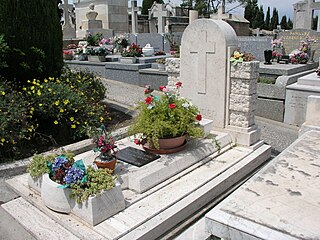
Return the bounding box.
[180,19,261,146]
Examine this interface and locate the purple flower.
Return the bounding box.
[64,167,85,185]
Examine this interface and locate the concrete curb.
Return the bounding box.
[0,126,129,178]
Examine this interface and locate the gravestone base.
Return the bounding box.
[225,125,261,147]
[205,130,320,240]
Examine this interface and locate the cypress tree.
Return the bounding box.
[265,6,270,30]
[280,15,288,30]
[0,0,63,84]
[287,18,293,29]
[270,7,279,30]
[142,0,164,15]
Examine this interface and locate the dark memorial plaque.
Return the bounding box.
[115,147,160,167]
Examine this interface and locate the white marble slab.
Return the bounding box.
[206,130,320,240]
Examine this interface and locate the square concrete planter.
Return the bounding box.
[72,182,125,226]
[88,55,106,62]
[28,174,43,193]
[119,57,136,64]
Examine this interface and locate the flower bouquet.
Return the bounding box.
[121,43,142,57]
[63,49,74,60]
[89,125,118,170]
[129,83,203,153]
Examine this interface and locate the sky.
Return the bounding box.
[136,0,297,19]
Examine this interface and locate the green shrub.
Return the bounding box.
[0,80,36,158]
[24,77,106,138]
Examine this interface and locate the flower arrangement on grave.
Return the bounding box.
[229,50,255,65]
[156,58,166,64]
[27,151,117,204]
[88,125,118,170]
[86,46,109,56]
[129,83,203,151]
[289,50,309,64]
[271,38,283,49]
[113,34,129,53]
[121,43,142,58]
[63,50,74,60]
[299,34,316,53]
[84,32,103,46]
[154,50,166,56]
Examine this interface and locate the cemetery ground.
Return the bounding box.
[0,77,299,240]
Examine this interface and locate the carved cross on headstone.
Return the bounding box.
[190,30,216,94]
[153,4,168,34]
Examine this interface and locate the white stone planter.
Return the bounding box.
[72,182,125,226]
[28,174,43,193]
[119,57,136,64]
[41,174,73,213]
[88,55,106,62]
[142,43,154,57]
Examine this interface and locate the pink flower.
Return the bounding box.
[196,114,202,121]
[169,103,176,109]
[176,82,182,88]
[159,86,166,91]
[145,96,153,105]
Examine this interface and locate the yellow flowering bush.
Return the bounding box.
[0,80,36,159]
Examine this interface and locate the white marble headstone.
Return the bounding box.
[180,19,238,129]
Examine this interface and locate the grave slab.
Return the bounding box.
[206,130,320,240]
[75,131,233,193]
[284,72,320,126]
[4,142,270,240]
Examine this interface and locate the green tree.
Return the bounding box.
[244,0,258,27]
[0,0,63,85]
[270,7,279,30]
[142,0,164,15]
[287,18,293,29]
[265,6,271,30]
[280,15,288,29]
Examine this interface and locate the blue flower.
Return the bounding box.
[52,156,68,171]
[64,167,85,185]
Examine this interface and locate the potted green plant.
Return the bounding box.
[88,125,118,171]
[120,43,142,64]
[129,83,203,154]
[87,47,109,62]
[156,58,166,71]
[27,151,75,192]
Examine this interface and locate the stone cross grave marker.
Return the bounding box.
[151,4,169,34]
[180,19,238,129]
[190,30,215,94]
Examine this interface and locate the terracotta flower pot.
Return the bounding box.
[143,135,187,154]
[94,157,117,171]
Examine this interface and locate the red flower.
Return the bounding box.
[159,86,166,91]
[196,114,202,121]
[176,82,182,88]
[169,103,176,109]
[145,96,153,105]
[134,139,141,145]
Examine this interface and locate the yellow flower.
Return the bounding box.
[44,79,48,83]
[76,121,80,125]
[63,99,70,105]
[1,91,5,95]
[37,90,41,96]
[27,80,31,83]
[1,138,5,143]
[56,79,60,83]
[70,117,74,121]
[100,116,104,122]
[22,87,27,91]
[71,124,76,129]
[39,103,43,106]
[54,120,58,125]
[12,140,16,145]
[74,109,78,113]
[84,121,88,125]
[54,100,60,106]
[30,107,34,111]
[30,86,35,90]
[60,109,64,113]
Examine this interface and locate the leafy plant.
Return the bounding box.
[258,77,276,84]
[156,58,166,64]
[70,166,116,203]
[85,32,103,46]
[86,47,109,56]
[121,43,142,57]
[27,151,75,179]
[129,84,203,149]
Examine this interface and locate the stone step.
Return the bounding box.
[4,144,270,240]
[205,130,320,240]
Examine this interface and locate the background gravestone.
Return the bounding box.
[180,19,238,129]
[238,36,273,62]
[279,29,320,61]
